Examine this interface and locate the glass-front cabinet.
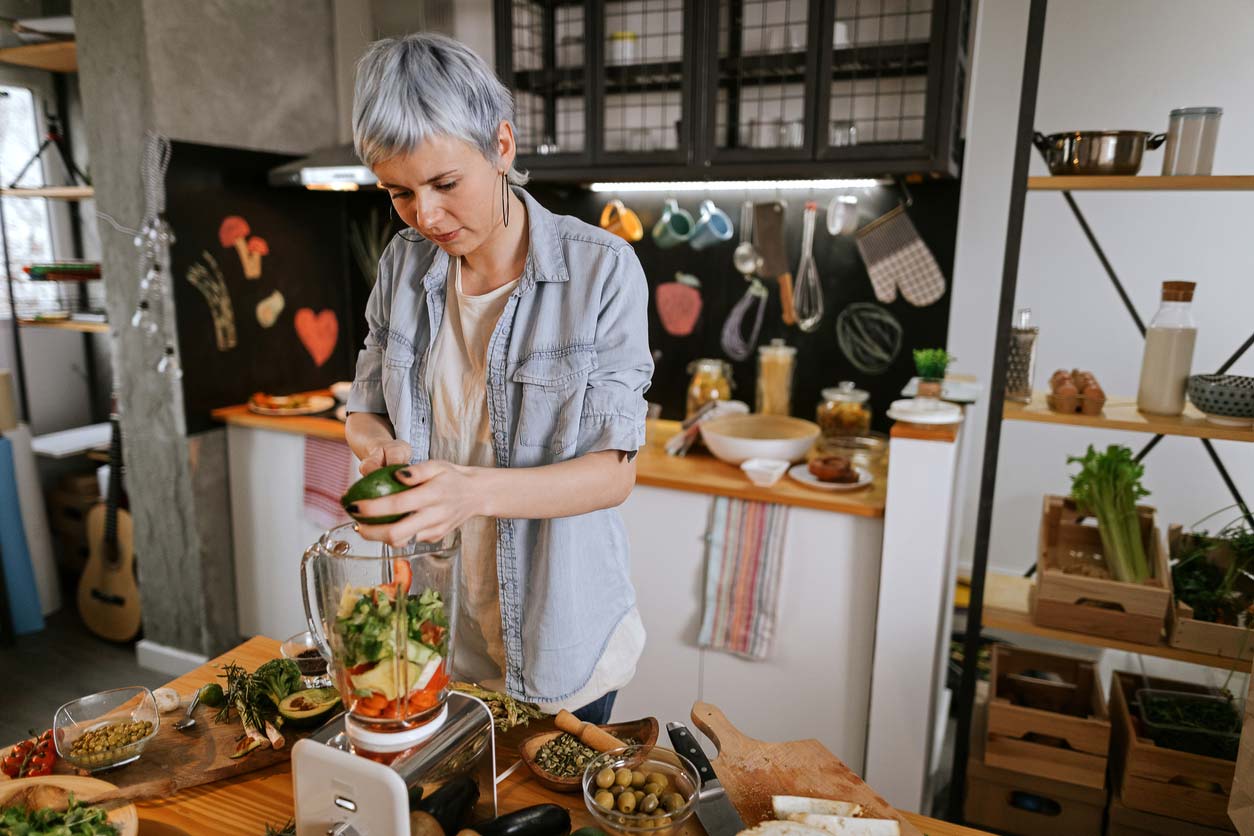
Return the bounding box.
[494,0,968,179]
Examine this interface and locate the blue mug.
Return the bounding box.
[652,199,694,249]
[689,200,735,250]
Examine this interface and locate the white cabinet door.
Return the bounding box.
[614,485,710,726]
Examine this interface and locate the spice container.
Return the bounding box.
[1005,308,1038,403]
[686,358,733,419]
[1137,281,1198,416]
[1161,107,1223,176]
[608,31,637,65]
[755,339,796,416]
[817,381,871,438]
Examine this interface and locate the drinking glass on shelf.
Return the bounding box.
[830,121,858,147]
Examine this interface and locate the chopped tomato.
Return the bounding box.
[392,559,412,595]
[419,621,445,647]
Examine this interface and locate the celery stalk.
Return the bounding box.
[1068,445,1151,583]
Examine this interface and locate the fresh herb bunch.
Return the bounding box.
[216,661,266,731]
[913,348,953,380]
[450,682,546,732]
[1172,518,1254,625]
[264,820,296,836]
[215,658,303,753]
[0,792,118,835]
[1068,444,1151,582]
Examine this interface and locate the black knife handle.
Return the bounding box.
[666,721,716,785]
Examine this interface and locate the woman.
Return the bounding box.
[343,33,653,724]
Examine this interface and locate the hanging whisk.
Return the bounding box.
[793,200,824,332]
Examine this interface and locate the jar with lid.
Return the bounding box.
[756,339,796,416]
[817,381,871,438]
[686,358,733,418]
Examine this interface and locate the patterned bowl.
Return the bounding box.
[1187,374,1254,426]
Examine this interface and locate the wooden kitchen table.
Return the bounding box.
[129,637,987,836]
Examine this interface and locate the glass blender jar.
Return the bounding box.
[301,523,460,755]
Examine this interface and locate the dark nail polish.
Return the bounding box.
[399,469,412,479]
[347,503,360,514]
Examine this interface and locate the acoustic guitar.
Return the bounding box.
[77,413,141,642]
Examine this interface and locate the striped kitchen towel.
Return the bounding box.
[697,496,789,660]
[303,436,354,529]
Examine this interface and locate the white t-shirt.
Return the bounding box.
[426,258,644,712]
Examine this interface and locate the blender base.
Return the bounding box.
[345,704,449,753]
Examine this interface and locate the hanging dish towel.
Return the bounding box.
[697,496,789,660]
[303,436,354,529]
[855,204,947,307]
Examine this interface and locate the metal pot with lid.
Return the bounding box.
[1034,130,1167,176]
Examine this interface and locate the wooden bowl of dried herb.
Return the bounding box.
[519,717,658,793]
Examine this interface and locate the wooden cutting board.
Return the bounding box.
[692,702,923,836]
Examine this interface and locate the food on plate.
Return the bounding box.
[249,391,312,411]
[0,785,118,835]
[69,720,154,761]
[341,464,415,525]
[335,577,451,721]
[277,687,342,727]
[153,686,181,713]
[808,455,858,484]
[1,729,56,778]
[772,797,863,819]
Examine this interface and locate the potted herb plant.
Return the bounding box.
[913,348,953,400]
[1168,508,1254,660]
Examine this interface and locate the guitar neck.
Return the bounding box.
[104,414,122,563]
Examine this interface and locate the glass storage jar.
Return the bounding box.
[686,358,733,418]
[756,339,796,416]
[817,381,871,438]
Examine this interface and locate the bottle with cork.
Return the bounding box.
[1136,281,1198,416]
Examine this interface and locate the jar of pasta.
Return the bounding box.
[686,358,733,418]
[817,381,871,438]
[755,339,796,416]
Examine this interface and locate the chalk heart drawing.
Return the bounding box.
[294,308,338,367]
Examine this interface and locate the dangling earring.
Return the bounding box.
[501,172,510,228]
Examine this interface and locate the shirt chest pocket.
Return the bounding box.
[512,348,596,454]
[382,338,415,423]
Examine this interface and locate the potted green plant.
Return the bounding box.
[913,348,953,400]
[1168,508,1254,660]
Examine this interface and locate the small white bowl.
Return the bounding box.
[329,381,353,403]
[740,458,789,486]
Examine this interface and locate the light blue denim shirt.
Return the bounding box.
[346,188,653,702]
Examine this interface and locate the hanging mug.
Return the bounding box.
[689,200,734,250]
[652,198,694,249]
[600,199,644,242]
[826,194,859,236]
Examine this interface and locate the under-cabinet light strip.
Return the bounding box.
[588,178,886,192]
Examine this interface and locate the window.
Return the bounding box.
[0,84,60,318]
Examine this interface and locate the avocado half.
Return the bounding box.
[277,687,342,727]
[341,464,412,525]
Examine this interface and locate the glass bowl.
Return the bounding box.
[54,686,160,771]
[281,630,331,687]
[582,745,700,835]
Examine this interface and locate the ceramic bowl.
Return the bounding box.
[582,744,700,834]
[54,686,160,772]
[329,381,353,403]
[519,717,659,793]
[739,457,789,486]
[699,414,820,465]
[1187,374,1254,426]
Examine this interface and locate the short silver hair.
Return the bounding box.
[353,33,528,185]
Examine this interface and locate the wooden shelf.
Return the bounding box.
[1003,391,1254,443]
[0,41,76,73]
[980,573,1250,671]
[17,318,108,333]
[0,185,94,200]
[1028,175,1254,191]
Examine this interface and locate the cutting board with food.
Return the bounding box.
[692,702,923,836]
[0,775,139,834]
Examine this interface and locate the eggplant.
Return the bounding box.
[474,804,571,836]
[415,776,480,835]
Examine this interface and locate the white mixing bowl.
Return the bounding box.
[699,414,820,465]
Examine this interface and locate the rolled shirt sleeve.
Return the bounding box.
[345,241,394,415]
[577,245,654,461]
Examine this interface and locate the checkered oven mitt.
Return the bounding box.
[855,205,947,307]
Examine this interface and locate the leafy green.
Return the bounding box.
[1068,444,1151,582]
[0,792,118,835]
[1172,518,1254,625]
[253,658,302,710]
[913,348,953,380]
[264,820,296,836]
[215,661,266,733]
[337,586,448,668]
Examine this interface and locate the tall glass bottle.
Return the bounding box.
[1137,281,1198,416]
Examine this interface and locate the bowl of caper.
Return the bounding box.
[54,686,160,772]
[582,745,699,834]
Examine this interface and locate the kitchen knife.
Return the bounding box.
[666,721,745,836]
[753,201,796,326]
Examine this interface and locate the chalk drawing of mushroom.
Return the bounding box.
[218,216,268,279]
[186,250,237,350]
[246,236,269,278]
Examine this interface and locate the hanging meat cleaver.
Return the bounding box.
[667,721,746,836]
[753,201,796,326]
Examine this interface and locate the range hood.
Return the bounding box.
[268,144,376,190]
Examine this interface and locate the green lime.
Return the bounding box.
[341,464,413,525]
[199,682,225,708]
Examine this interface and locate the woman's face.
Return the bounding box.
[373,124,514,256]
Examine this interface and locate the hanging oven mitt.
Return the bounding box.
[855,204,947,307]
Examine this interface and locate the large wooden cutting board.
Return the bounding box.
[692,702,924,836]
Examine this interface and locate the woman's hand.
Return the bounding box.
[351,460,484,546]
[359,439,413,476]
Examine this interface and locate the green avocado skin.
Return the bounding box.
[341,464,412,525]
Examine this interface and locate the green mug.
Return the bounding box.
[652,199,694,249]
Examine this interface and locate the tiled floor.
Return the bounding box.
[0,607,168,745]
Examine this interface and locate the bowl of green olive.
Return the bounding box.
[582,745,699,834]
[54,686,160,772]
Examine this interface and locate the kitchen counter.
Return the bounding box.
[212,395,886,516]
[69,635,988,836]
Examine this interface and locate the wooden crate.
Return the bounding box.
[1166,525,1254,662]
[985,644,1110,789]
[1032,495,1171,645]
[1110,670,1237,831]
[1108,787,1236,835]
